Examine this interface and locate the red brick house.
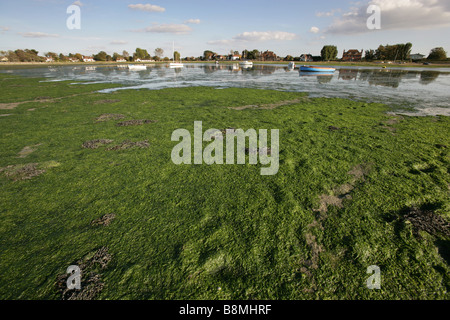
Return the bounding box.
[342,49,363,62]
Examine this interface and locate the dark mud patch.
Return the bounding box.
[82,139,114,149]
[116,119,157,127]
[56,247,112,300]
[0,163,45,181]
[106,140,149,151]
[91,213,116,227]
[402,206,450,239]
[94,99,121,104]
[328,126,341,131]
[95,114,125,123]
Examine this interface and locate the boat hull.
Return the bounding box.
[300,66,335,72]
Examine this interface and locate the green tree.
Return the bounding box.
[203,50,215,60]
[320,45,338,61]
[284,55,294,61]
[174,51,181,62]
[93,51,108,61]
[364,49,376,61]
[134,48,150,60]
[428,47,447,60]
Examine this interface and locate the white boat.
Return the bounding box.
[128,65,147,71]
[240,61,253,68]
[288,62,295,70]
[169,41,184,68]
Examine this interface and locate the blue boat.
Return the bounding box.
[300,66,336,72]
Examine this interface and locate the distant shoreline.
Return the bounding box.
[1,60,449,69]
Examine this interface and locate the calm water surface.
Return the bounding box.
[2,63,450,116]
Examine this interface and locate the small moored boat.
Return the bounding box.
[128,65,147,71]
[240,61,253,68]
[300,66,336,72]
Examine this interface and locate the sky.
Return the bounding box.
[1,0,450,58]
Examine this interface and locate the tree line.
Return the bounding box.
[1,44,447,63]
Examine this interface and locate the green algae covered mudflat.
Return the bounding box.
[0,74,449,299]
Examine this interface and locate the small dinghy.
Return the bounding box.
[300,66,335,72]
[128,65,147,71]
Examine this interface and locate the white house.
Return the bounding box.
[299,54,313,62]
[410,53,425,60]
[116,58,127,62]
[45,57,54,63]
[83,56,95,62]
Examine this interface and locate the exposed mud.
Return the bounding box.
[95,114,125,123]
[56,247,112,300]
[402,206,450,239]
[91,213,116,227]
[0,163,45,181]
[0,103,21,110]
[82,139,114,149]
[116,119,157,127]
[106,140,149,151]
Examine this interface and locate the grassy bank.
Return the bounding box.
[0,74,449,299]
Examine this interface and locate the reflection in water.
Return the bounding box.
[420,71,440,85]
[338,68,441,88]
[2,64,449,115]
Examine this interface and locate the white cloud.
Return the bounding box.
[316,9,340,17]
[326,0,450,35]
[310,27,320,34]
[1,26,10,32]
[128,3,165,12]
[19,32,59,38]
[133,23,192,34]
[234,31,297,42]
[207,31,297,46]
[110,40,129,45]
[185,19,201,24]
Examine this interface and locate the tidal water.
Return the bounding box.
[2,63,450,116]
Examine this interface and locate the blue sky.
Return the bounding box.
[1,0,450,58]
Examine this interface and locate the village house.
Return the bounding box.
[342,49,363,62]
[229,54,241,61]
[116,58,127,62]
[82,56,95,62]
[1,57,9,62]
[299,54,313,62]
[68,58,79,62]
[213,54,225,61]
[409,53,425,61]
